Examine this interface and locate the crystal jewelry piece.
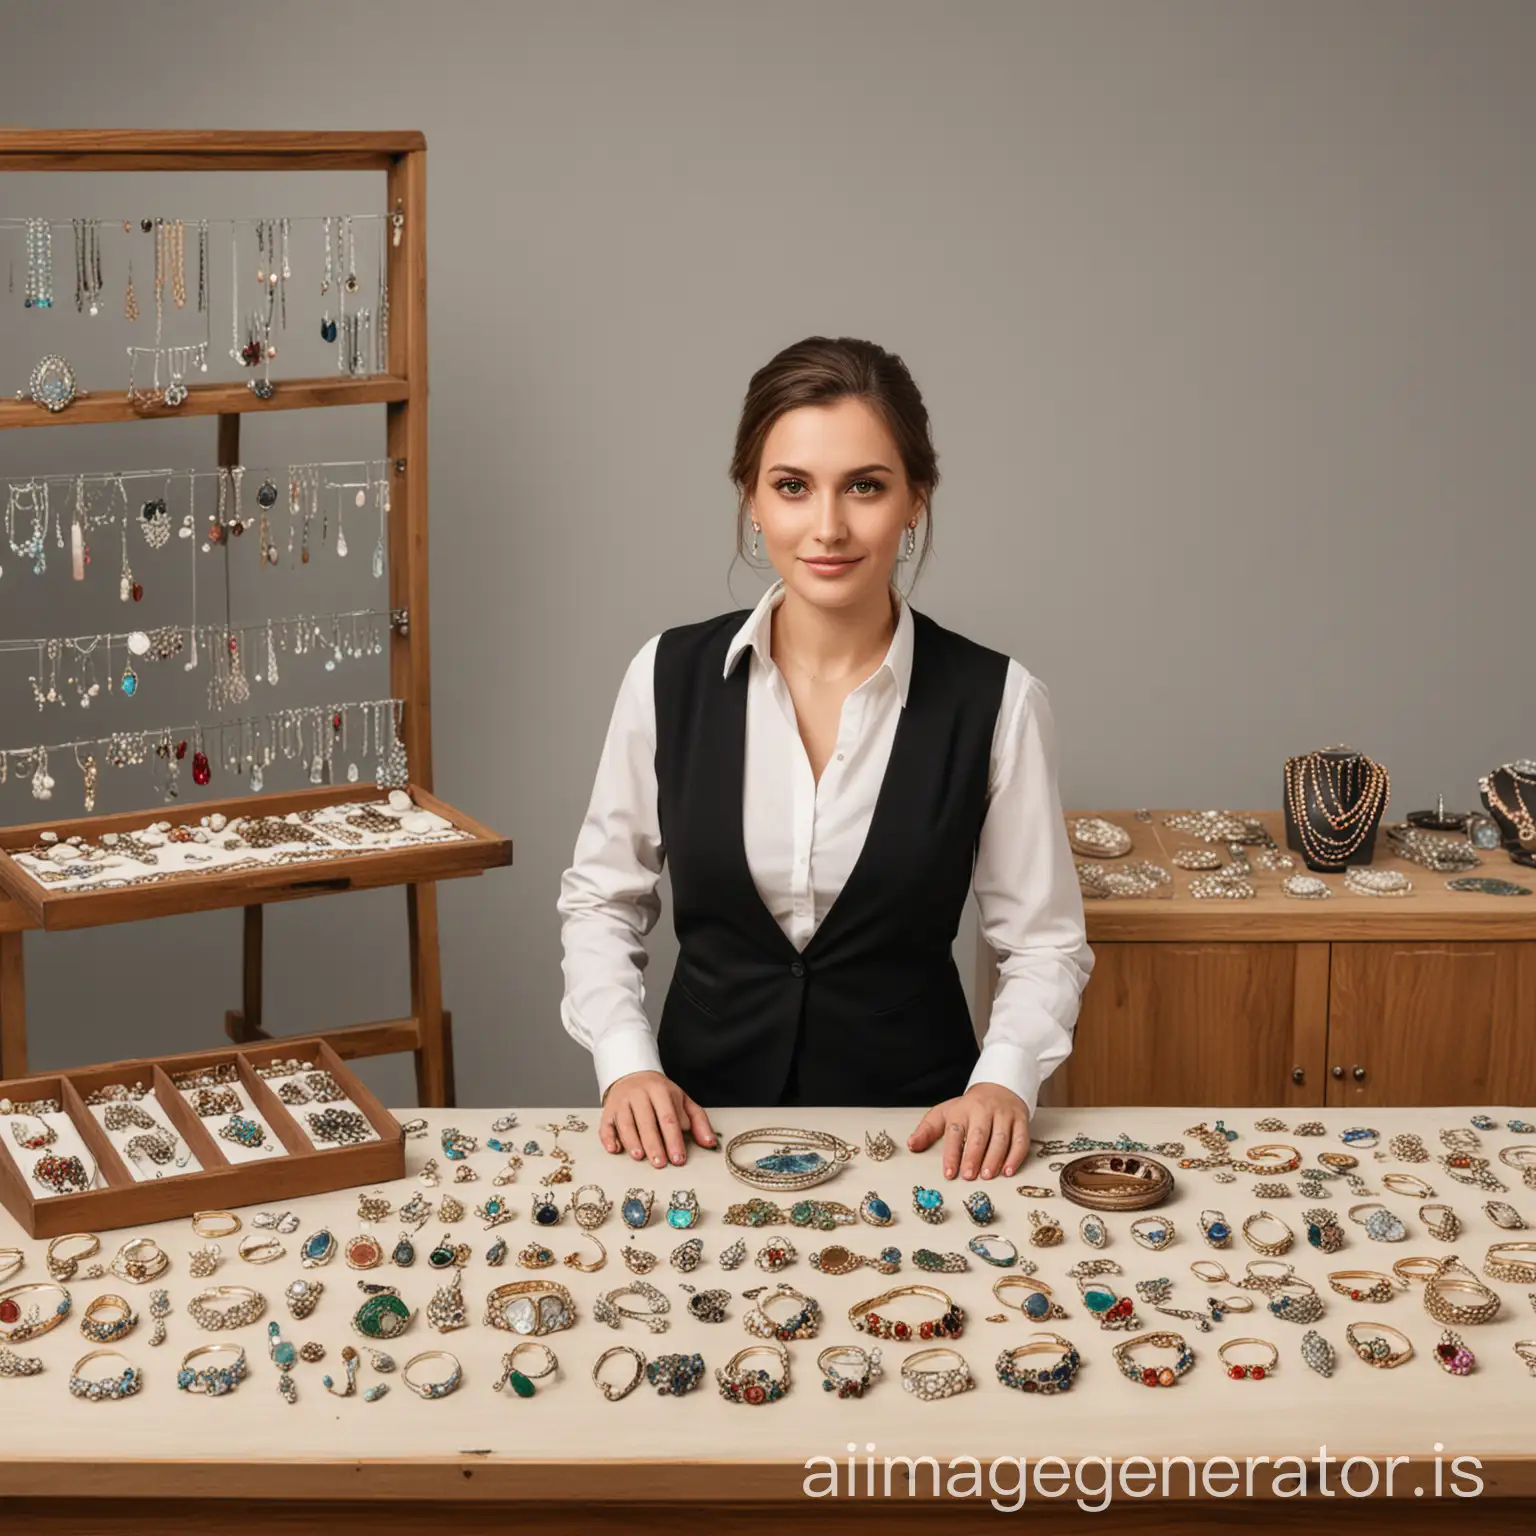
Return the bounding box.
[1423,1255,1502,1325]
[1348,1203,1407,1242]
[45,1233,103,1283]
[300,1229,337,1268]
[1199,1210,1232,1247]
[1345,1320,1413,1368]
[718,1237,746,1270]
[284,1278,322,1321]
[493,1340,559,1398]
[621,1245,658,1275]
[1297,1328,1336,1378]
[1484,1201,1526,1230]
[437,1193,466,1223]
[1131,1217,1176,1252]
[1028,1209,1065,1246]
[645,1350,706,1397]
[109,1238,170,1285]
[344,1233,384,1271]
[621,1188,654,1229]
[69,1349,143,1401]
[402,1349,463,1400]
[1078,1213,1108,1249]
[0,1347,43,1377]
[1218,1337,1278,1380]
[1433,1327,1477,1376]
[531,1192,562,1228]
[188,1285,266,1331]
[1447,876,1532,897]
[961,1190,995,1226]
[356,1190,392,1224]
[993,1274,1067,1322]
[819,1341,884,1398]
[912,1186,945,1223]
[900,1345,973,1401]
[1242,1212,1295,1256]
[912,1248,968,1274]
[426,1270,468,1333]
[755,1237,796,1273]
[187,1244,222,1279]
[427,1234,471,1269]
[743,1282,821,1341]
[487,1279,578,1336]
[669,1237,703,1273]
[440,1126,477,1161]
[21,354,84,412]
[1266,1282,1324,1324]
[995,1333,1080,1395]
[569,1184,613,1229]
[33,1151,96,1194]
[1068,816,1133,857]
[322,1345,361,1397]
[665,1190,700,1229]
[716,1341,791,1404]
[1113,1331,1195,1387]
[592,1343,647,1401]
[864,1129,896,1162]
[80,1293,138,1345]
[1078,1276,1140,1330]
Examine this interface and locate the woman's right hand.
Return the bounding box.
[599,1071,717,1168]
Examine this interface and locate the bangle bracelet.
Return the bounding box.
[743,1283,821,1341]
[1345,1320,1413,1368]
[1059,1153,1174,1212]
[1423,1256,1501,1326]
[1382,1173,1435,1198]
[402,1349,463,1400]
[1217,1337,1278,1380]
[1242,1212,1295,1257]
[966,1233,1018,1268]
[818,1343,883,1398]
[177,1343,248,1394]
[716,1341,790,1403]
[850,1284,964,1342]
[1113,1330,1195,1387]
[1327,1270,1404,1304]
[45,1233,102,1282]
[1484,1242,1536,1284]
[592,1344,646,1400]
[993,1274,1068,1321]
[189,1284,266,1331]
[486,1280,577,1336]
[81,1293,138,1344]
[0,1281,72,1343]
[69,1348,142,1401]
[725,1127,858,1192]
[900,1345,973,1401]
[996,1332,1081,1394]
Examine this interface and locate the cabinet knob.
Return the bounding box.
[1352,1065,1367,1082]
[1330,1065,1344,1079]
[1291,1067,1305,1085]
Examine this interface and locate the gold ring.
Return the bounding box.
[1217,1337,1278,1380]
[191,1211,242,1240]
[45,1233,101,1282]
[0,1249,21,1285]
[1345,1320,1413,1368]
[562,1233,608,1273]
[1484,1242,1536,1285]
[1241,1212,1295,1257]
[1381,1173,1435,1198]
[237,1235,286,1265]
[81,1293,138,1344]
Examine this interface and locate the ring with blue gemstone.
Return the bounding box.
[859,1191,894,1227]
[621,1188,654,1229]
[531,1193,563,1228]
[912,1186,946,1224]
[962,1190,996,1226]
[666,1190,700,1230]
[1199,1210,1232,1248]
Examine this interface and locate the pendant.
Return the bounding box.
[121,662,138,697]
[391,1233,416,1267]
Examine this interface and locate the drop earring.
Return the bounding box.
[896,522,917,563]
[750,521,761,560]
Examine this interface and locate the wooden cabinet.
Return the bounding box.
[976,811,1536,1109]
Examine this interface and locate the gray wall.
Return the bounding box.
[2,0,1533,1110]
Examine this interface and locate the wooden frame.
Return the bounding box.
[0,1036,403,1237]
[0,129,499,1106]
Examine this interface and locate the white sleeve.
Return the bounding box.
[557,635,667,1097]
[966,663,1095,1118]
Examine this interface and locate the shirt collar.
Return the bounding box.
[723,578,914,707]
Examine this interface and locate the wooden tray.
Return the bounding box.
[0,1037,404,1237]
[0,783,512,931]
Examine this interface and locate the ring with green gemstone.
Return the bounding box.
[494,1341,557,1398]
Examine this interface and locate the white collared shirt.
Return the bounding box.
[558,580,1095,1116]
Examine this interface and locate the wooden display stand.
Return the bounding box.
[0,1036,403,1237]
[977,809,1536,1109]
[0,130,509,1107]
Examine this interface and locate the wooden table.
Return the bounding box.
[1,1104,1533,1532]
[976,811,1536,1110]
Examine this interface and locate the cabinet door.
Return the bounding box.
[1038,942,1328,1108]
[1327,941,1536,1106]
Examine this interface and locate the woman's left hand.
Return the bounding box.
[907,1083,1029,1180]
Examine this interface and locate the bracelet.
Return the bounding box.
[81,1293,138,1344]
[849,1284,964,1342]
[45,1233,102,1282]
[1327,1270,1404,1304]
[1423,1256,1502,1326]
[967,1234,1019,1268]
[743,1283,821,1341]
[1059,1153,1174,1212]
[68,1348,142,1401]
[188,1285,267,1331]
[899,1346,973,1401]
[1113,1330,1195,1387]
[1242,1212,1295,1257]
[592,1344,646,1400]
[1217,1337,1278,1380]
[402,1349,463,1400]
[993,1274,1068,1322]
[0,1281,72,1343]
[1238,1259,1295,1292]
[996,1332,1081,1394]
[1345,1320,1413,1368]
[818,1343,883,1398]
[177,1343,248,1394]
[725,1127,858,1192]
[485,1280,577,1336]
[192,1204,242,1241]
[716,1341,790,1403]
[1484,1242,1536,1284]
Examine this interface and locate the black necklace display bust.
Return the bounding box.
[1282,744,1390,873]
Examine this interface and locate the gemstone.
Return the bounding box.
[1083,1286,1115,1313]
[534,1206,559,1226]
[303,1232,334,1262]
[505,1298,537,1334]
[915,1188,942,1209]
[1157,1368,1176,1386]
[0,1299,19,1324]
[867,1199,891,1222]
[666,1208,694,1229]
[272,1341,297,1367]
[755,1152,825,1176]
[507,1368,535,1398]
[131,583,143,602]
[622,1199,647,1227]
[1024,1294,1049,1319]
[349,1242,377,1265]
[121,671,138,696]
[392,1237,415,1266]
[539,1296,569,1331]
[1208,1223,1230,1242]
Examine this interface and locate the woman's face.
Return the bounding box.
[749,396,923,613]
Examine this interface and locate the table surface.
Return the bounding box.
[1,1104,1534,1498]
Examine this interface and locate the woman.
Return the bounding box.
[558,336,1093,1183]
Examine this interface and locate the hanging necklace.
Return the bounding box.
[1481,766,1536,848]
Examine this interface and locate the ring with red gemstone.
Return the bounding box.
[1218,1337,1278,1381]
[344,1233,385,1271]
[848,1283,964,1343]
[1435,1328,1476,1376]
[0,1281,72,1344]
[715,1342,790,1404]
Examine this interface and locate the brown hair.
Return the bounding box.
[729,335,938,583]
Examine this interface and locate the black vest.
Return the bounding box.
[653,605,1009,1108]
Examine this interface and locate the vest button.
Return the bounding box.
[790,960,806,978]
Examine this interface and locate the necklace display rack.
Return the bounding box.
[0,130,509,1109]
